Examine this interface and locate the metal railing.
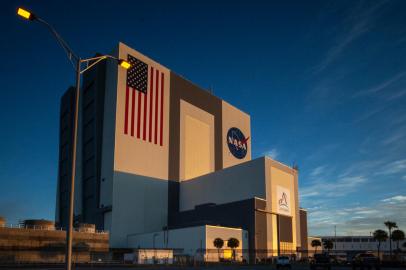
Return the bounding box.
[0,248,405,266]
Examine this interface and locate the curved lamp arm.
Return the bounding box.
[16,8,131,73]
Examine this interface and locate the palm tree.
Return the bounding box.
[384,221,397,257]
[323,239,334,254]
[391,229,405,252]
[373,229,388,259]
[227,238,240,261]
[213,238,224,261]
[311,239,322,254]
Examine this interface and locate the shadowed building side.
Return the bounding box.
[54,42,308,262]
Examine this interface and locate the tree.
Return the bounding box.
[227,238,240,261]
[323,239,334,254]
[213,238,224,261]
[384,221,397,258]
[311,239,322,254]
[373,229,388,259]
[391,229,405,251]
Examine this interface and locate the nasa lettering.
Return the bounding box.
[227,127,249,159]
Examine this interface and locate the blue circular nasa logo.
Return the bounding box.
[227,127,248,159]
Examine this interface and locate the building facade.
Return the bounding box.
[320,236,406,254]
[56,42,307,262]
[0,219,108,263]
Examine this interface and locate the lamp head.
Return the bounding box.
[17,7,36,20]
[119,59,131,69]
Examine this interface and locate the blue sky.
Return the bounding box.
[0,0,405,236]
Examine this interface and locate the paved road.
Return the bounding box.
[1,265,400,270]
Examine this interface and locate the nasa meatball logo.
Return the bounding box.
[227,127,249,159]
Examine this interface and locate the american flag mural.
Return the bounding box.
[124,54,165,146]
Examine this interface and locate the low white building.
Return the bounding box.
[127,225,249,262]
[124,249,173,264]
[321,236,406,253]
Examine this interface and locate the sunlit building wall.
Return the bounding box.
[56,42,307,261]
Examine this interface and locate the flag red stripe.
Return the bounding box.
[124,86,129,134]
[154,70,159,144]
[137,90,142,138]
[131,89,135,137]
[160,73,164,146]
[125,66,165,147]
[143,92,147,140]
[149,67,154,142]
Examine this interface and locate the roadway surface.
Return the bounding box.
[1,264,399,270]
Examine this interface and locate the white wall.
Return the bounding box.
[206,225,248,262]
[127,225,248,261]
[110,172,168,247]
[180,158,266,211]
[127,226,206,254]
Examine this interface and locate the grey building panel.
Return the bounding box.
[299,209,308,252]
[56,59,108,230]
[56,87,76,228]
[168,197,267,263]
[279,215,293,243]
[255,199,268,256]
[80,59,107,229]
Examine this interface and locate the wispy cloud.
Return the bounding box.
[301,175,367,199]
[386,88,406,101]
[303,156,406,235]
[376,159,406,176]
[382,131,406,146]
[353,70,406,98]
[264,148,279,159]
[353,106,387,123]
[308,195,406,236]
[313,1,388,74]
[381,195,406,203]
[310,166,326,178]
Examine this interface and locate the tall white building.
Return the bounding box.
[56,43,308,262]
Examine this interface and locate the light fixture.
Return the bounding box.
[119,59,131,69]
[17,7,35,20]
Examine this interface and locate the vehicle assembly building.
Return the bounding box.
[56,42,307,262]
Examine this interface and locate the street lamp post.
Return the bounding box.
[16,7,130,270]
[153,233,159,264]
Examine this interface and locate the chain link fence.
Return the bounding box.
[1,248,405,266]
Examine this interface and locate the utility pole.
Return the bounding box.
[334,225,337,255]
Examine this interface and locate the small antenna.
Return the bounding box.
[209,85,214,95]
[292,161,299,171]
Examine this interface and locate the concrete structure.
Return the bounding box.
[127,225,248,262]
[320,236,406,254]
[299,209,308,257]
[0,217,6,227]
[0,220,108,263]
[124,249,174,264]
[56,42,308,262]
